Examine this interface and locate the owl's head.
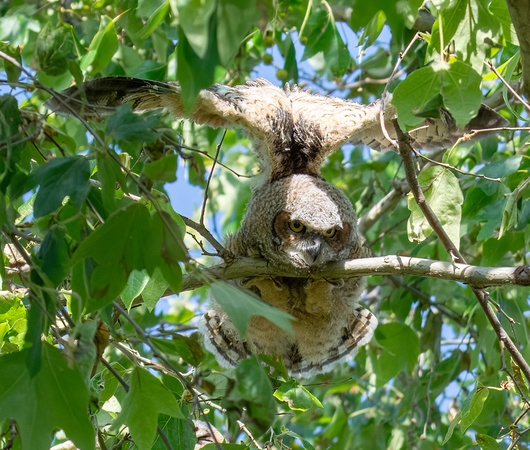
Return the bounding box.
[240,174,362,270]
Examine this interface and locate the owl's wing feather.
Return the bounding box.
[285,305,378,378]
[198,310,252,369]
[198,304,377,378]
[45,76,289,144]
[287,86,507,153]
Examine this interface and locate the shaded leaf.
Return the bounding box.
[30,156,91,217]
[117,367,184,450]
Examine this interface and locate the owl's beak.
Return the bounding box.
[304,240,322,264]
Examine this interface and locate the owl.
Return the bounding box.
[46,77,506,377]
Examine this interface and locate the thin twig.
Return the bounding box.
[379,32,423,149]
[500,343,529,406]
[201,130,226,225]
[412,148,502,182]
[485,60,530,113]
[180,215,233,260]
[237,420,264,450]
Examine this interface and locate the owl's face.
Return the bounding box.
[272,211,352,268]
[240,174,361,271]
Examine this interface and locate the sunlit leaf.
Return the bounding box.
[210,281,294,337]
[407,166,464,250]
[0,344,95,450]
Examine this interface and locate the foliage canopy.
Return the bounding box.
[0,0,529,449]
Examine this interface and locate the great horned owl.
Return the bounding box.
[46,77,506,377]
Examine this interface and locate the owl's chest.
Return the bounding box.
[243,276,337,317]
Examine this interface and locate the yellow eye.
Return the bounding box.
[324,228,336,238]
[289,220,305,233]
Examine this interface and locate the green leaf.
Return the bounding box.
[302,10,351,76]
[236,358,272,404]
[407,166,464,250]
[74,202,153,271]
[210,281,294,337]
[0,344,95,450]
[393,66,443,130]
[30,156,91,217]
[499,177,530,238]
[121,269,150,309]
[96,150,128,213]
[38,225,70,286]
[117,367,184,450]
[476,433,501,449]
[141,267,168,311]
[443,409,462,444]
[442,61,482,126]
[216,0,259,65]
[177,0,216,58]
[137,1,170,40]
[35,23,70,76]
[106,105,159,143]
[143,154,178,182]
[0,42,22,83]
[374,323,420,386]
[176,28,217,111]
[80,14,121,74]
[460,385,489,433]
[151,335,205,366]
[274,379,323,411]
[278,428,316,450]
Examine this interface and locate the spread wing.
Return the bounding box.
[45,76,290,145]
[286,85,507,153]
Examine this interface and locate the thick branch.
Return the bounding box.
[505,0,530,101]
[179,256,530,292]
[393,120,530,384]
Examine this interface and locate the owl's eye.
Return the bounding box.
[289,220,305,233]
[324,228,336,238]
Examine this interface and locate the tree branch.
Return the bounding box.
[178,256,530,292]
[393,119,530,384]
[505,0,530,101]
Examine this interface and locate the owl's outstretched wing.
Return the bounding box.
[45,76,289,144]
[287,85,507,153]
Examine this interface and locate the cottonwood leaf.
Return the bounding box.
[210,281,294,337]
[80,14,121,74]
[216,0,259,65]
[121,269,150,309]
[442,61,482,126]
[30,155,90,217]
[476,433,501,449]
[374,323,420,387]
[392,66,443,130]
[407,166,464,250]
[116,367,184,450]
[460,384,489,433]
[274,379,323,411]
[0,344,94,450]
